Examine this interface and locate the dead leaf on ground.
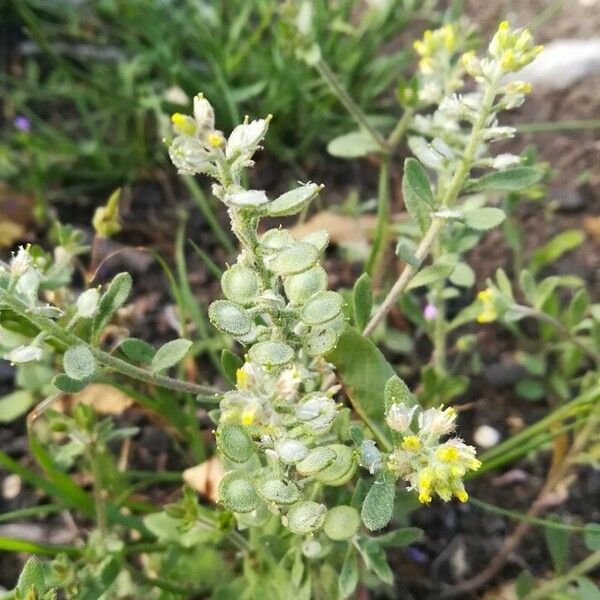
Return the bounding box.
[63,383,135,415]
[583,216,600,244]
[183,456,225,503]
[0,183,35,247]
[482,583,518,600]
[290,212,377,246]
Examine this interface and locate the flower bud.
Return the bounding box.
[10,246,33,278]
[76,288,100,319]
[385,403,417,433]
[4,344,43,364]
[193,94,215,131]
[359,440,382,474]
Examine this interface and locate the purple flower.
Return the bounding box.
[407,546,428,564]
[423,303,438,321]
[14,116,31,132]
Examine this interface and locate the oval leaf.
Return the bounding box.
[361,479,396,531]
[63,345,96,382]
[151,339,193,373]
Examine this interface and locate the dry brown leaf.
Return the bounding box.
[183,456,225,504]
[583,215,600,244]
[482,583,518,600]
[290,212,377,246]
[69,383,135,415]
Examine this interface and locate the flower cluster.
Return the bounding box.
[168,95,355,535]
[385,404,480,503]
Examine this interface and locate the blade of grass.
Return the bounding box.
[189,239,223,279]
[0,536,79,557]
[0,504,63,524]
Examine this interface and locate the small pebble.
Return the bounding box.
[2,474,22,500]
[474,425,501,448]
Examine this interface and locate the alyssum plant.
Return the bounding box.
[1,22,544,599]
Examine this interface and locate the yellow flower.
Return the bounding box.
[402,435,421,452]
[241,408,256,426]
[236,368,249,390]
[171,113,197,136]
[207,132,224,148]
[476,289,498,323]
[437,446,459,462]
[455,489,469,503]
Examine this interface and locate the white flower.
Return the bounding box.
[15,268,42,304]
[492,153,521,169]
[10,246,32,277]
[226,118,270,158]
[225,189,269,208]
[168,136,210,175]
[295,394,337,433]
[274,439,308,464]
[4,344,43,364]
[407,136,443,170]
[418,406,457,437]
[359,440,382,474]
[275,367,301,398]
[76,288,100,318]
[385,403,417,433]
[193,94,215,131]
[482,126,516,141]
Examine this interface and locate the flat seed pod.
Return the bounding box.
[271,242,318,276]
[219,472,259,514]
[259,229,295,253]
[284,501,327,535]
[314,444,357,486]
[274,439,308,464]
[208,300,251,336]
[323,505,360,541]
[248,341,294,366]
[296,446,336,476]
[303,229,329,254]
[217,424,254,463]
[266,183,321,217]
[256,478,301,505]
[283,266,328,305]
[306,328,338,356]
[221,266,261,306]
[301,291,343,326]
[236,501,271,528]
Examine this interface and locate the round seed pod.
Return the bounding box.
[301,291,343,326]
[219,473,259,514]
[284,501,327,535]
[259,229,295,254]
[323,505,360,541]
[271,242,318,276]
[248,341,294,367]
[302,229,329,254]
[221,266,261,306]
[217,424,254,463]
[236,501,271,528]
[256,478,301,505]
[305,328,338,357]
[274,439,308,464]
[283,266,328,305]
[296,446,336,477]
[266,183,321,217]
[314,444,357,486]
[208,300,252,336]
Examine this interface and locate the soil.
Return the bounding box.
[1,0,600,598]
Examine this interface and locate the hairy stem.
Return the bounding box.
[0,288,220,397]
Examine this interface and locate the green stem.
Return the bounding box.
[314,58,389,154]
[0,287,220,397]
[387,109,414,149]
[88,442,107,543]
[366,158,390,275]
[431,238,446,374]
[523,551,600,600]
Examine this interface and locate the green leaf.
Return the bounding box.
[376,527,423,547]
[463,207,506,231]
[402,158,434,233]
[361,479,396,531]
[544,516,570,573]
[530,230,585,275]
[406,261,456,291]
[566,288,589,329]
[63,345,96,381]
[466,167,543,192]
[53,374,88,393]
[395,241,419,266]
[515,570,536,598]
[577,577,600,600]
[353,273,372,330]
[339,548,359,598]
[356,538,393,584]
[151,339,193,373]
[327,130,381,158]
[92,272,133,340]
[119,338,155,364]
[516,378,545,401]
[221,349,243,386]
[17,557,46,595]
[0,390,34,423]
[584,523,600,551]
[326,328,393,450]
[449,262,475,288]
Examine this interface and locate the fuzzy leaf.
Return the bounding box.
[53,373,89,393]
[17,557,46,595]
[92,272,133,340]
[530,230,584,275]
[463,207,506,231]
[63,345,96,382]
[221,349,243,386]
[406,261,456,291]
[353,273,373,331]
[384,375,417,411]
[119,338,156,364]
[361,479,396,531]
[151,339,193,373]
[327,328,394,450]
[0,390,34,423]
[339,548,359,598]
[402,158,434,232]
[267,183,321,217]
[327,130,381,158]
[466,167,543,192]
